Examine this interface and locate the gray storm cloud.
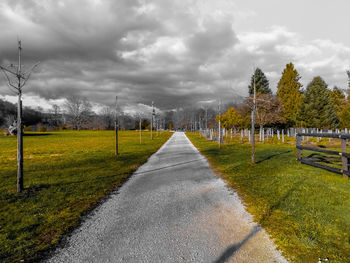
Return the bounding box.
[0,0,349,111]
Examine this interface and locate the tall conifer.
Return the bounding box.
[297,76,338,128]
[277,62,302,126]
[329,86,346,114]
[248,68,271,95]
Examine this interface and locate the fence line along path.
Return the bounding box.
[296,132,350,178]
[48,132,287,263]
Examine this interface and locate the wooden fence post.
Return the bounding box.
[341,138,349,178]
[296,134,301,161]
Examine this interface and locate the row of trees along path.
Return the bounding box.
[209,63,350,164]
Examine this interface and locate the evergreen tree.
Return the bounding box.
[297,76,338,129]
[248,68,271,95]
[346,70,350,102]
[325,102,339,129]
[339,104,350,128]
[276,62,302,126]
[329,86,346,114]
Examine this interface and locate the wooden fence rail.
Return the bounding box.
[296,132,350,178]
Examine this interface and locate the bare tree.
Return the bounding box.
[255,94,284,128]
[100,106,114,130]
[47,104,62,128]
[0,40,39,192]
[135,105,149,144]
[64,96,92,130]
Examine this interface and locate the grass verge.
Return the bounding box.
[187,132,350,263]
[0,130,171,262]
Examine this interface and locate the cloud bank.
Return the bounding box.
[0,0,349,112]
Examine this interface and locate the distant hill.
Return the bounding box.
[0,99,43,128]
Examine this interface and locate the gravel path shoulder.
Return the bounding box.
[47,132,288,263]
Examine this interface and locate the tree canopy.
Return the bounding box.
[64,96,92,130]
[255,94,284,127]
[277,62,302,126]
[216,107,243,129]
[248,68,271,95]
[329,86,346,114]
[297,76,338,129]
[339,104,350,128]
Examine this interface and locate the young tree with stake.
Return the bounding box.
[251,73,256,164]
[151,101,155,140]
[0,40,39,193]
[115,96,119,156]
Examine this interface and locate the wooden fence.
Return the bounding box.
[296,132,350,178]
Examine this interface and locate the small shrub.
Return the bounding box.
[1,129,11,136]
[39,126,47,132]
[24,126,32,132]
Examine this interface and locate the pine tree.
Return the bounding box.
[329,86,346,125]
[325,102,339,129]
[297,76,338,128]
[277,62,302,126]
[339,104,350,128]
[248,68,271,95]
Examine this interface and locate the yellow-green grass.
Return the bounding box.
[0,130,171,263]
[187,132,350,262]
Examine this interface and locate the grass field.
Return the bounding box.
[0,130,171,263]
[187,132,350,263]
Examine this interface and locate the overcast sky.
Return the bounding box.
[1,0,350,114]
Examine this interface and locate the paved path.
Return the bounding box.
[48,132,287,263]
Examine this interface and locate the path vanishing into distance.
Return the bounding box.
[48,132,287,263]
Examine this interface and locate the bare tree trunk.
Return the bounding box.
[139,118,142,144]
[151,102,154,140]
[0,40,39,193]
[251,74,256,164]
[17,91,23,192]
[115,96,119,156]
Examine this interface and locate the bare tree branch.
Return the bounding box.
[21,62,40,88]
[0,65,18,76]
[6,84,19,95]
[0,68,19,93]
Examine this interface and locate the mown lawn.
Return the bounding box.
[187,132,350,263]
[0,130,171,263]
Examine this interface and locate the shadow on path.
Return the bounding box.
[213,224,261,263]
[133,158,206,175]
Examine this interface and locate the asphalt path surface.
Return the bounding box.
[48,132,288,263]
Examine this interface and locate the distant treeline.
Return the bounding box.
[0,98,137,131]
[0,96,221,132]
[0,97,180,132]
[0,99,43,128]
[217,63,350,130]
